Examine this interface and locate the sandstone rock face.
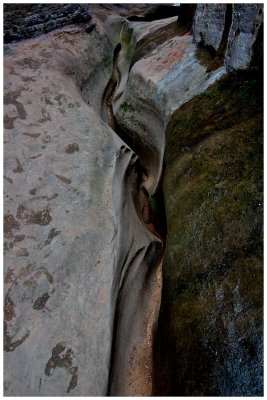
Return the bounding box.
[4,4,91,43]
[225,4,263,70]
[155,75,263,396]
[193,4,226,52]
[111,17,225,194]
[4,4,263,397]
[4,16,161,396]
[193,3,263,71]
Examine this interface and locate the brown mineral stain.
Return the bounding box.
[55,174,72,185]
[43,193,58,201]
[12,157,24,173]
[4,214,20,237]
[28,154,42,159]
[21,76,36,83]
[4,297,15,321]
[65,143,79,154]
[22,132,41,139]
[4,89,27,120]
[14,234,26,242]
[4,268,17,284]
[38,107,52,123]
[33,292,50,310]
[4,321,30,352]
[44,228,61,246]
[16,57,42,72]
[4,114,15,129]
[4,176,13,184]
[67,367,78,393]
[44,342,78,393]
[16,248,29,257]
[17,204,52,225]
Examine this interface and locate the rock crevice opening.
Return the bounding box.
[98,36,167,396]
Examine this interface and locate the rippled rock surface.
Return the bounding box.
[4,4,91,43]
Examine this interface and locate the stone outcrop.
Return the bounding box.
[4,4,91,43]
[110,15,225,195]
[154,74,263,396]
[225,4,263,70]
[4,11,163,395]
[193,3,263,70]
[4,3,263,397]
[193,4,227,52]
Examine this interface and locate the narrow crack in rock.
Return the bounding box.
[103,38,167,396]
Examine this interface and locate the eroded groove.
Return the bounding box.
[101,43,121,128]
[103,42,167,240]
[103,38,167,395]
[216,4,233,62]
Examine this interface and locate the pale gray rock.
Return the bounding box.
[4,4,263,397]
[193,4,226,52]
[4,21,160,396]
[225,4,263,70]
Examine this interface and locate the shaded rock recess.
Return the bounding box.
[154,73,263,396]
[4,3,263,397]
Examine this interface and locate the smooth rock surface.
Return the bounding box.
[112,18,225,194]
[4,18,161,396]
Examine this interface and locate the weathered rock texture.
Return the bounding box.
[225,4,263,70]
[193,4,227,52]
[110,16,225,195]
[4,3,91,43]
[4,9,162,395]
[4,3,263,397]
[154,74,263,396]
[193,3,263,70]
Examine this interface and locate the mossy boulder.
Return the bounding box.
[154,73,263,396]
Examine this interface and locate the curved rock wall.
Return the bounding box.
[4,13,162,395]
[4,23,114,396]
[112,16,225,194]
[4,3,263,397]
[155,73,263,396]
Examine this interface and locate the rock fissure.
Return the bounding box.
[4,4,263,397]
[101,35,167,395]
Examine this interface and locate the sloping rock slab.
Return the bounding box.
[4,23,160,396]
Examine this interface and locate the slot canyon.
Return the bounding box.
[4,3,263,396]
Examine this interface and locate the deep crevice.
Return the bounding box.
[103,42,167,242]
[127,4,180,22]
[216,4,233,62]
[103,39,167,395]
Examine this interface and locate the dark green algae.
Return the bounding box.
[154,73,263,396]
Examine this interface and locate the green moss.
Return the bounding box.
[120,101,129,113]
[200,31,206,45]
[156,72,263,396]
[148,195,157,212]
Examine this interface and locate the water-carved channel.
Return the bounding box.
[102,41,167,395]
